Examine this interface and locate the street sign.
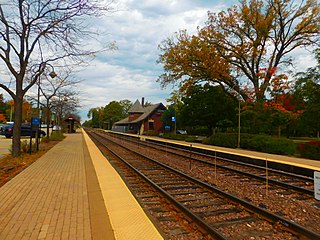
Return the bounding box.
[315,171,320,200]
[31,117,40,125]
[171,116,176,122]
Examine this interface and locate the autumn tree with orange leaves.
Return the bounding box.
[158,0,320,102]
[3,99,32,123]
[240,73,304,136]
[0,93,6,122]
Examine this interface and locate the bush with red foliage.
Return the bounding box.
[297,141,320,160]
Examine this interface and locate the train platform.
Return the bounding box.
[147,136,320,172]
[0,130,163,240]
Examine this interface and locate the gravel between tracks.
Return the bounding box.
[109,134,320,235]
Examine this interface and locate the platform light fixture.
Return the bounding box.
[230,82,241,148]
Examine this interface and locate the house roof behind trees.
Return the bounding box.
[130,103,165,123]
[114,101,166,125]
[128,99,145,113]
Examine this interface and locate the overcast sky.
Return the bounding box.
[0,0,317,123]
[75,0,237,122]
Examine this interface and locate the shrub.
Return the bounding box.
[185,136,199,142]
[42,130,65,142]
[237,133,254,149]
[184,126,211,136]
[296,141,320,160]
[203,133,296,155]
[243,134,296,155]
[9,140,38,154]
[21,140,37,153]
[50,130,65,141]
[146,130,159,136]
[203,133,238,148]
[161,132,188,141]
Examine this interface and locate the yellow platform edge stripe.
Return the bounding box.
[82,129,164,240]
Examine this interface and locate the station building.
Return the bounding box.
[64,114,80,133]
[112,98,166,135]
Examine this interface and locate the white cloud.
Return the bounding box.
[290,47,318,73]
[74,0,226,122]
[64,0,320,122]
[0,1,230,123]
[1,0,317,124]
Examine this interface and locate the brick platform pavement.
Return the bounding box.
[0,133,112,240]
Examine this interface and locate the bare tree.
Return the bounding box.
[51,90,80,128]
[0,0,114,157]
[37,70,80,136]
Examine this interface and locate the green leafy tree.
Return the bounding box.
[87,107,104,128]
[165,90,185,130]
[161,105,176,132]
[82,119,92,127]
[104,101,127,129]
[180,84,237,134]
[294,49,320,138]
[119,100,133,117]
[87,100,133,129]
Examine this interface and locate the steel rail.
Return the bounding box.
[105,132,314,195]
[87,130,227,239]
[108,131,313,181]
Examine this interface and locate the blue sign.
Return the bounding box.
[171,116,176,122]
[31,117,40,125]
[165,125,171,130]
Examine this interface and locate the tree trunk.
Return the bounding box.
[11,74,26,158]
[12,94,23,157]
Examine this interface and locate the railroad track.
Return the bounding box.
[86,129,320,239]
[108,131,314,195]
[103,131,320,234]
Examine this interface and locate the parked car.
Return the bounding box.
[0,123,7,131]
[52,125,61,131]
[0,124,46,138]
[176,129,188,135]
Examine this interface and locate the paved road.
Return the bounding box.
[0,135,11,158]
[0,128,53,158]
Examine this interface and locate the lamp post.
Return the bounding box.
[10,103,13,122]
[231,83,241,148]
[35,69,57,151]
[35,78,41,151]
[237,95,241,148]
[172,115,176,135]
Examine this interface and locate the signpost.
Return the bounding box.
[31,117,40,126]
[172,116,176,135]
[315,171,320,200]
[31,117,40,153]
